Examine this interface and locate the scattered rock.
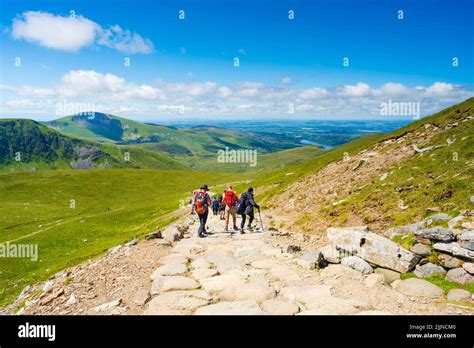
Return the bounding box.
[341,256,373,274]
[438,253,463,269]
[125,238,139,247]
[319,244,341,264]
[162,229,180,242]
[64,293,76,307]
[145,230,162,240]
[457,231,474,251]
[195,300,263,315]
[284,245,301,253]
[429,213,453,221]
[364,273,386,287]
[261,299,299,315]
[158,253,188,265]
[447,289,471,302]
[414,227,455,241]
[433,242,474,260]
[297,251,327,270]
[394,278,444,298]
[387,220,431,236]
[93,299,122,313]
[374,268,400,284]
[410,243,432,257]
[327,227,419,273]
[39,288,64,306]
[281,285,332,305]
[145,290,212,314]
[445,268,474,285]
[414,263,446,278]
[192,268,218,280]
[191,257,211,269]
[462,262,474,275]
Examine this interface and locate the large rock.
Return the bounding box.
[447,289,471,302]
[445,268,474,285]
[341,256,373,274]
[327,227,419,273]
[145,290,212,314]
[438,253,463,269]
[195,300,263,315]
[394,278,444,298]
[433,242,474,260]
[319,244,341,263]
[191,268,218,280]
[191,257,211,269]
[297,251,327,269]
[364,273,385,287]
[387,220,431,236]
[414,263,446,278]
[462,262,474,275]
[414,227,455,241]
[429,213,453,221]
[457,231,474,251]
[410,243,432,257]
[158,253,188,265]
[261,299,299,315]
[151,262,188,278]
[281,285,332,305]
[151,276,200,294]
[219,281,276,303]
[162,228,180,242]
[374,268,400,284]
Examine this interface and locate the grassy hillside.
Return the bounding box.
[0,169,244,306]
[0,119,188,172]
[45,113,303,160]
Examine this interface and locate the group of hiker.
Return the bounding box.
[191,184,260,238]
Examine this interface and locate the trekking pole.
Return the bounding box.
[258,209,264,232]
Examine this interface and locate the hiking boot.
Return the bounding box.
[240,229,246,234]
[247,225,254,232]
[224,227,229,232]
[233,226,239,230]
[199,233,207,238]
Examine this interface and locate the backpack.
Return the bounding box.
[195,192,209,214]
[224,190,237,207]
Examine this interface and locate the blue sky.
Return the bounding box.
[0,0,473,120]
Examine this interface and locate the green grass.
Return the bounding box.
[401,272,474,294]
[0,168,243,306]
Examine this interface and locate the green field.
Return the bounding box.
[0,169,243,306]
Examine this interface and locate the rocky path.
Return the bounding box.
[5,211,472,315]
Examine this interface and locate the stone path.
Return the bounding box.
[141,212,470,315]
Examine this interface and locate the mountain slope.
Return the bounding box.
[0,119,188,171]
[253,97,474,234]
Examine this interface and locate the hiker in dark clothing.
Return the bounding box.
[211,197,219,216]
[218,191,226,220]
[191,184,211,238]
[237,187,260,234]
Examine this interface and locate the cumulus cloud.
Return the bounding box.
[1,73,472,119]
[280,76,293,85]
[11,11,153,54]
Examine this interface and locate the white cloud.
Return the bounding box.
[425,82,455,96]
[280,76,292,85]
[11,11,153,54]
[298,87,328,100]
[340,82,371,97]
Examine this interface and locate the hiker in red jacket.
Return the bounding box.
[223,185,239,232]
[191,184,211,238]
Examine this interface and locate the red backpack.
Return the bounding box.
[195,191,209,214]
[224,190,237,207]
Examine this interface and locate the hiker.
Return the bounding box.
[191,184,211,238]
[237,187,260,234]
[211,197,219,216]
[219,191,226,220]
[223,185,239,231]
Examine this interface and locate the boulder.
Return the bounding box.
[145,230,162,240]
[414,227,455,241]
[220,281,276,303]
[445,268,474,285]
[284,245,301,253]
[195,300,263,315]
[437,253,463,269]
[364,273,386,287]
[158,253,188,265]
[151,276,200,294]
[191,268,218,280]
[433,242,474,261]
[151,262,188,278]
[462,262,474,275]
[341,256,373,274]
[386,220,431,237]
[297,251,327,269]
[327,227,419,273]
[162,229,180,242]
[281,285,332,305]
[319,244,341,264]
[374,268,401,284]
[414,263,446,278]
[448,216,466,229]
[92,299,122,313]
[145,290,212,314]
[429,213,453,221]
[447,289,471,302]
[132,289,150,307]
[457,231,474,251]
[261,299,300,315]
[394,278,444,298]
[410,243,432,257]
[191,257,211,269]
